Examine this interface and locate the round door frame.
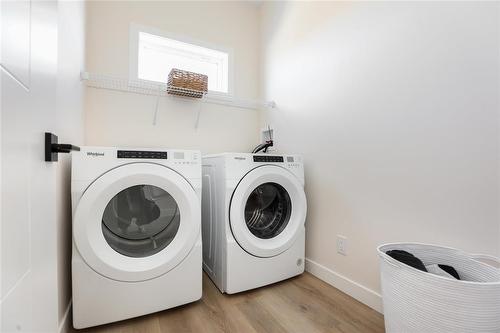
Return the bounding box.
[73,163,200,282]
[229,165,307,258]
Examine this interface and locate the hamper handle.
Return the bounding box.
[470,253,500,269]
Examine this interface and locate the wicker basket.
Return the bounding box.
[167,68,208,98]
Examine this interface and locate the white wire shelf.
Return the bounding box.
[80,71,276,110]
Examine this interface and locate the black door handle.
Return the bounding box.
[45,132,81,162]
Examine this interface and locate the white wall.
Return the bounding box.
[56,1,85,331]
[260,1,500,311]
[85,1,261,153]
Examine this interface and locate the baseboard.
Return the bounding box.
[305,258,383,314]
[58,300,72,333]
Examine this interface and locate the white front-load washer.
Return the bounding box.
[71,147,202,328]
[201,153,306,294]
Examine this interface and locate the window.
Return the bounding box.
[102,185,180,258]
[244,183,292,239]
[130,24,231,94]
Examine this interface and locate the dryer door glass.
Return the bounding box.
[244,182,292,239]
[101,185,180,257]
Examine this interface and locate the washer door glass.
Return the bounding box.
[102,184,180,257]
[244,182,292,239]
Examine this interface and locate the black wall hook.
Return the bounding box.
[45,132,80,162]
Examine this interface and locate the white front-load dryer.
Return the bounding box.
[71,147,202,328]
[201,153,306,294]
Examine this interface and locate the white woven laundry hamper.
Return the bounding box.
[377,243,500,333]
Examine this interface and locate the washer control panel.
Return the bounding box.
[253,155,284,163]
[117,150,168,159]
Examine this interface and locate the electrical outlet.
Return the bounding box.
[337,235,348,256]
[260,126,276,152]
[261,127,273,142]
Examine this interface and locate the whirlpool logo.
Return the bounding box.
[87,152,105,157]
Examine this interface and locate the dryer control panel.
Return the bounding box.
[253,155,283,163]
[117,150,168,159]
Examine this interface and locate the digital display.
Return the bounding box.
[117,150,168,159]
[253,155,284,163]
[174,152,185,159]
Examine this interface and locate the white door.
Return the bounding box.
[73,163,200,282]
[229,166,307,258]
[1,1,60,332]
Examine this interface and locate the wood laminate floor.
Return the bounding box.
[71,272,385,333]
